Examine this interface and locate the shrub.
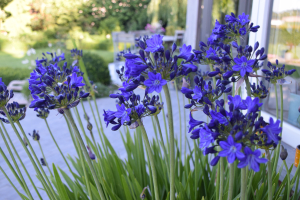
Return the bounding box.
[82,52,111,85]
[0,67,31,85]
[94,82,117,98]
[32,40,49,49]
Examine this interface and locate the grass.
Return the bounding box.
[0,48,114,69]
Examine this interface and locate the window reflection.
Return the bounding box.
[264,0,300,127]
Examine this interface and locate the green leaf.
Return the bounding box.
[52,164,70,200]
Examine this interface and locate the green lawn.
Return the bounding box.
[0,48,114,69]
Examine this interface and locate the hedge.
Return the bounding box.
[0,67,31,85]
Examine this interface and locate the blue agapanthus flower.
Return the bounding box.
[199,124,215,154]
[232,56,255,77]
[188,112,203,132]
[260,117,282,144]
[114,104,131,125]
[228,95,247,110]
[28,51,89,111]
[144,72,167,93]
[237,147,268,172]
[104,89,163,131]
[238,13,250,26]
[178,44,193,60]
[243,96,262,114]
[145,34,164,53]
[0,78,14,107]
[219,135,245,163]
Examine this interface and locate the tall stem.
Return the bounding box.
[38,141,53,177]
[218,157,224,200]
[44,119,73,174]
[274,84,279,119]
[1,106,56,200]
[241,168,247,200]
[174,79,182,155]
[154,116,169,170]
[0,126,33,199]
[15,121,57,200]
[283,160,290,200]
[137,119,160,200]
[210,64,216,88]
[64,109,106,200]
[227,163,235,200]
[266,150,273,200]
[244,76,252,97]
[159,93,169,151]
[273,84,281,173]
[163,84,175,200]
[0,122,42,199]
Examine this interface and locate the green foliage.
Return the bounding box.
[0,67,31,85]
[81,52,111,85]
[21,82,30,101]
[32,40,49,49]
[94,82,117,99]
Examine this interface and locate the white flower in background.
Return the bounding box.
[57,49,61,55]
[48,43,52,47]
[26,48,36,56]
[22,59,29,64]
[31,60,35,66]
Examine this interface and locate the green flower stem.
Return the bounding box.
[137,119,160,200]
[237,37,241,46]
[182,93,187,165]
[76,134,93,200]
[174,79,182,156]
[283,160,290,200]
[64,116,80,156]
[44,119,73,174]
[240,168,247,200]
[218,157,224,200]
[163,84,175,200]
[64,109,106,200]
[216,160,220,200]
[273,84,281,173]
[266,150,273,200]
[92,95,105,134]
[154,115,169,172]
[244,76,252,97]
[0,121,42,199]
[1,106,55,200]
[38,141,53,177]
[15,121,57,200]
[194,140,199,199]
[0,166,24,198]
[280,85,283,130]
[87,98,106,152]
[227,163,235,200]
[0,126,33,199]
[274,84,279,119]
[0,147,27,197]
[159,93,170,152]
[210,64,216,88]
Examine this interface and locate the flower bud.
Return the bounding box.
[87,122,93,131]
[280,145,288,160]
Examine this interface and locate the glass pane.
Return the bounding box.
[264,0,300,127]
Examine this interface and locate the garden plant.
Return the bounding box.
[1,13,300,200]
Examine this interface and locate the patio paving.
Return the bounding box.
[0,85,298,199]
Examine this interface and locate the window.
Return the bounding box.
[263,0,300,127]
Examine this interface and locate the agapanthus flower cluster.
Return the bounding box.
[192,13,268,85]
[250,81,269,99]
[35,108,50,119]
[0,78,14,107]
[104,89,163,131]
[0,102,26,123]
[188,95,281,172]
[262,60,296,84]
[181,75,232,109]
[28,51,89,112]
[115,34,199,93]
[29,130,40,141]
